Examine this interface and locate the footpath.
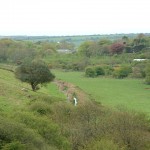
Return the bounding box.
[54,79,91,106]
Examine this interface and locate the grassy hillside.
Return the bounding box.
[54,70,150,115]
[0,69,65,112]
[0,69,71,150]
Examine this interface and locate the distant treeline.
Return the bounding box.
[1,33,150,46]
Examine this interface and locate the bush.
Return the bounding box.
[29,101,52,115]
[2,141,25,150]
[113,66,132,79]
[14,112,71,150]
[109,111,150,150]
[0,116,50,150]
[95,66,105,76]
[80,138,123,150]
[85,67,96,77]
[131,62,146,78]
[145,63,150,84]
[85,66,105,77]
[103,65,114,75]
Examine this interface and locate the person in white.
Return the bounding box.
[74,97,77,106]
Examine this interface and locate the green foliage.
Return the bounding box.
[2,141,25,150]
[85,67,96,77]
[29,101,52,115]
[109,111,150,150]
[113,66,132,79]
[14,112,71,150]
[85,66,105,77]
[103,65,114,75]
[51,101,150,150]
[145,63,150,84]
[0,116,50,150]
[78,41,96,57]
[95,66,105,76]
[131,62,146,78]
[80,139,123,150]
[15,59,55,91]
[0,39,36,63]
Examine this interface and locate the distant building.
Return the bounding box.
[57,49,73,54]
[133,59,147,62]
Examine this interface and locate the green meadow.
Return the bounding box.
[54,70,150,115]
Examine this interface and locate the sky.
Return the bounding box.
[0,0,150,36]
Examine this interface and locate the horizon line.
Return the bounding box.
[0,32,150,37]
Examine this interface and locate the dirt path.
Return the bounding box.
[54,79,91,106]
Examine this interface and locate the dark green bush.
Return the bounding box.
[29,101,52,115]
[2,141,25,150]
[85,67,96,77]
[95,66,105,76]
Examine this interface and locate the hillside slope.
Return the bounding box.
[0,69,71,150]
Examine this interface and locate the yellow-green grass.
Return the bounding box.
[54,70,150,115]
[0,69,65,112]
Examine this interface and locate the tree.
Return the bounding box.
[78,41,97,57]
[97,39,112,55]
[15,60,55,91]
[132,34,147,52]
[110,42,124,54]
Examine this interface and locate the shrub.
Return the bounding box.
[109,111,150,150]
[132,67,145,78]
[145,63,150,84]
[85,67,96,77]
[103,65,114,75]
[113,66,132,79]
[95,66,105,76]
[29,101,52,115]
[0,116,50,150]
[14,112,71,150]
[2,141,25,150]
[80,138,124,150]
[131,62,146,78]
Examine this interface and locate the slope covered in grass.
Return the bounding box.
[0,69,71,150]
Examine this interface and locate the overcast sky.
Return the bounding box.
[0,0,150,36]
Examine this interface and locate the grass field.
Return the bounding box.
[54,70,150,115]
